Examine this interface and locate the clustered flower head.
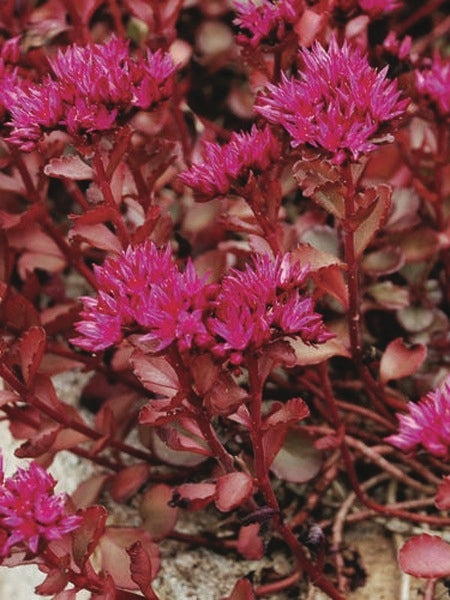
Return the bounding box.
[178,125,281,199]
[233,0,303,47]
[255,37,409,163]
[386,376,450,458]
[0,456,80,557]
[73,241,332,364]
[5,36,176,150]
[415,52,450,116]
[208,253,333,364]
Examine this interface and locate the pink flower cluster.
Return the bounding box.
[255,37,408,163]
[0,457,80,557]
[233,0,302,47]
[73,242,332,364]
[5,37,176,150]
[386,376,450,458]
[179,125,281,199]
[415,53,450,116]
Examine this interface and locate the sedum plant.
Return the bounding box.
[0,0,449,598]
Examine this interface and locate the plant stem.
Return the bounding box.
[246,356,344,600]
[342,163,362,367]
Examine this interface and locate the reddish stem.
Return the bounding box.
[246,356,344,600]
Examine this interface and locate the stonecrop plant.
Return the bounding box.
[0,0,449,599]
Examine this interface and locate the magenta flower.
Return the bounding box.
[209,253,333,364]
[0,456,80,557]
[73,243,331,364]
[138,260,214,352]
[178,125,281,199]
[415,53,450,116]
[7,37,176,149]
[255,37,408,163]
[233,0,302,47]
[386,376,450,458]
[72,242,176,351]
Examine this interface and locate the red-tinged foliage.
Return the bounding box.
[126,541,159,600]
[140,484,179,540]
[379,337,427,385]
[270,429,323,484]
[0,1,449,598]
[435,476,450,510]
[98,527,160,589]
[398,534,450,578]
[215,472,254,512]
[226,578,256,600]
[237,524,264,560]
[109,463,151,503]
[72,506,108,569]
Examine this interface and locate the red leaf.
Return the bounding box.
[110,463,151,503]
[291,335,350,365]
[264,399,310,429]
[131,352,180,398]
[20,326,46,385]
[72,505,108,569]
[69,222,122,253]
[99,527,160,589]
[175,482,216,510]
[44,155,94,180]
[140,484,179,540]
[435,476,450,510]
[157,421,212,456]
[71,474,111,510]
[204,372,247,416]
[126,541,158,600]
[379,338,427,385]
[353,184,391,258]
[149,430,208,468]
[226,578,256,600]
[237,523,264,560]
[399,534,450,578]
[215,472,253,512]
[270,429,322,483]
[15,425,60,458]
[35,559,70,595]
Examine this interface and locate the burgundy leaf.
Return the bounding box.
[72,505,108,569]
[127,541,158,600]
[20,326,46,385]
